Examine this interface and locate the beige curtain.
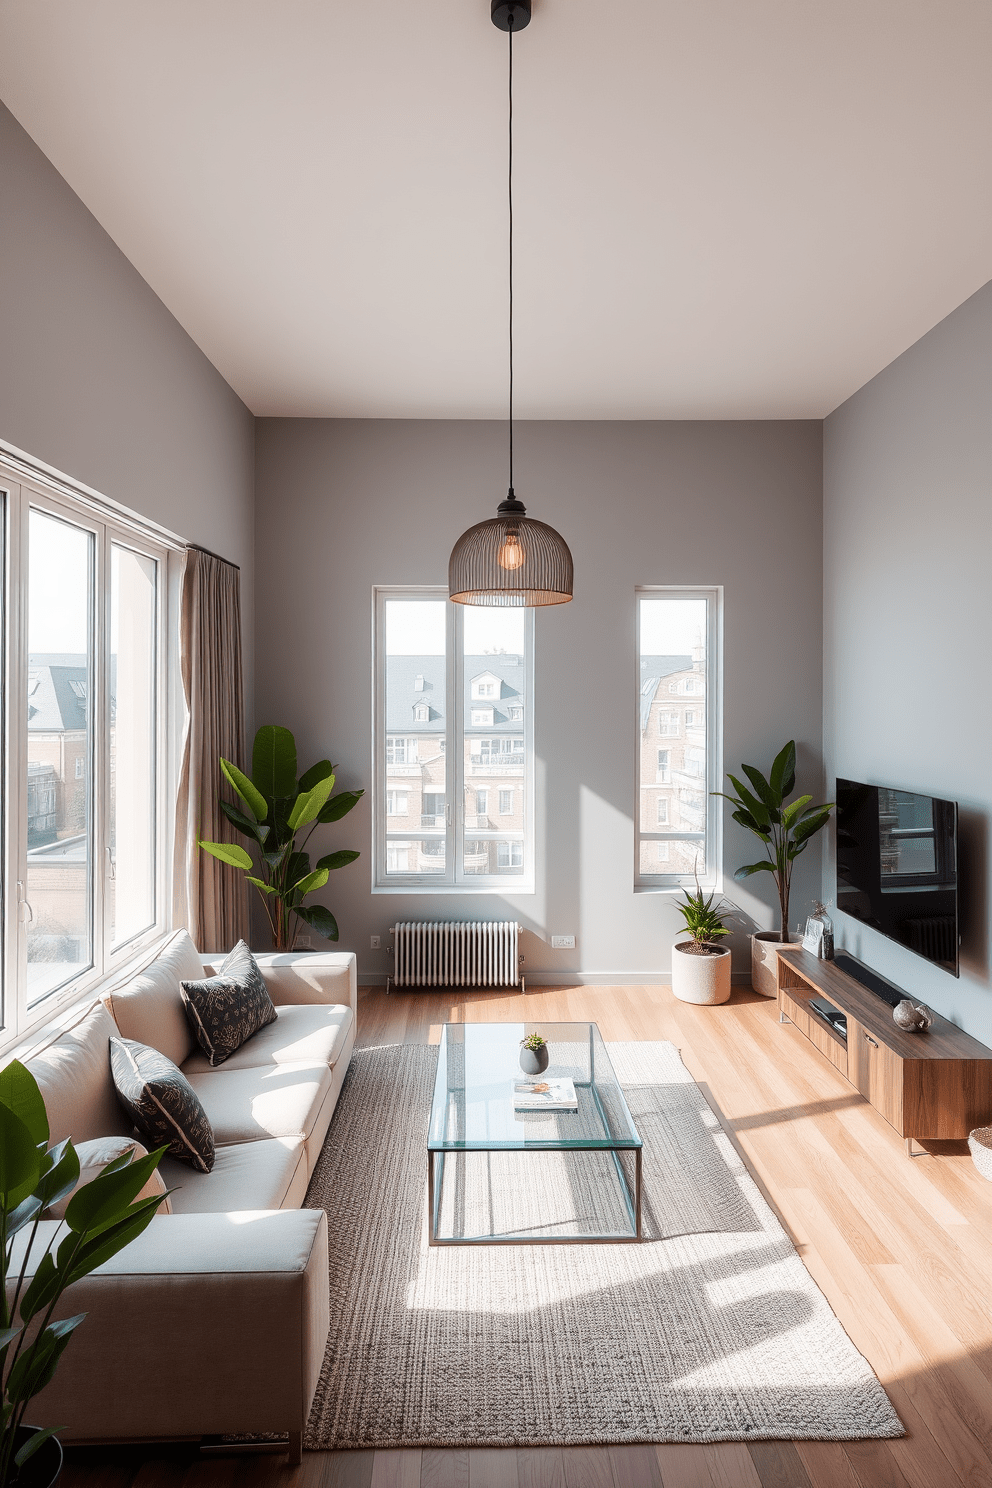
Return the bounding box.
[172,546,250,953]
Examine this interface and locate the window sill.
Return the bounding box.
[372,883,536,896]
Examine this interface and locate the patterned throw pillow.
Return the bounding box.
[110,1038,215,1173]
[179,940,277,1068]
[47,1135,173,1219]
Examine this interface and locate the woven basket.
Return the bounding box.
[968,1126,992,1180]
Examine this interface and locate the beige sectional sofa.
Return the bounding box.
[8,930,356,1461]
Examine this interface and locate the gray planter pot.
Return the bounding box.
[519,1043,550,1075]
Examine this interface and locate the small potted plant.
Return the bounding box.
[713,740,834,998]
[671,878,732,1005]
[519,1032,550,1075]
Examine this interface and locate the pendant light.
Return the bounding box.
[448,0,574,608]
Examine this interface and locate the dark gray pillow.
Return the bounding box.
[110,1037,215,1173]
[179,940,277,1068]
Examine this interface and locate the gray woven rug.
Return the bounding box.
[304,1041,902,1448]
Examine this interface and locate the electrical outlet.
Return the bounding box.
[370,935,381,950]
[297,935,312,948]
[551,935,575,949]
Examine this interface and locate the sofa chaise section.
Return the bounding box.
[9,1209,329,1460]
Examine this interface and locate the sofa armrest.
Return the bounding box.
[10,1209,329,1447]
[254,951,357,1018]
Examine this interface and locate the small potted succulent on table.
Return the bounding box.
[671,879,732,1006]
[519,1032,550,1075]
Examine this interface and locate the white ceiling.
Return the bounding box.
[2,1,991,419]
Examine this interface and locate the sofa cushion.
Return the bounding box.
[182,1003,354,1075]
[179,941,277,1068]
[48,1135,173,1219]
[103,930,203,1067]
[23,1000,130,1146]
[111,1038,215,1173]
[161,1137,308,1214]
[186,1062,332,1147]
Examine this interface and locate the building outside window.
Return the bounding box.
[386,790,408,816]
[636,586,721,888]
[374,590,534,889]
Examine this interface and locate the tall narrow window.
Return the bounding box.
[110,545,158,949]
[374,588,534,890]
[26,510,95,1004]
[1,454,173,1050]
[636,587,721,888]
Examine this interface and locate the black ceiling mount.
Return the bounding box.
[491,0,531,31]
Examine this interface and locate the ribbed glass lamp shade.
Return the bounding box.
[448,512,573,606]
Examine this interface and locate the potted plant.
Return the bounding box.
[199,724,363,951]
[671,879,732,1005]
[0,1061,170,1488]
[714,740,834,997]
[519,1033,550,1075]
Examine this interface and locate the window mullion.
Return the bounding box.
[93,523,110,978]
[5,485,28,1039]
[450,600,463,888]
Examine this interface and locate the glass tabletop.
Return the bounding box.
[428,1021,642,1151]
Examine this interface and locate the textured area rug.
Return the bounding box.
[304,1041,903,1448]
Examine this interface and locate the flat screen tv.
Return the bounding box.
[835,778,959,977]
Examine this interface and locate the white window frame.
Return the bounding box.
[372,586,535,892]
[635,585,722,892]
[0,452,180,1052]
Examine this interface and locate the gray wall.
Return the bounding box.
[824,279,992,1042]
[0,103,255,697]
[255,417,823,982]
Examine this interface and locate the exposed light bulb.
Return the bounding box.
[498,529,525,570]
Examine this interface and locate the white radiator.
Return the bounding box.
[388,921,523,991]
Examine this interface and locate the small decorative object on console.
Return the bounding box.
[519,1032,550,1075]
[803,902,834,960]
[892,999,934,1033]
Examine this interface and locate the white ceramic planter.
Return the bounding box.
[671,939,731,1005]
[750,930,804,997]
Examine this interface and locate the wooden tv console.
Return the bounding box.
[775,947,992,1156]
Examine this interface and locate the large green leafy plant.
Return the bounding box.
[0,1061,168,1485]
[199,725,363,951]
[714,740,834,941]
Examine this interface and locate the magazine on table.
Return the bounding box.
[512,1077,578,1111]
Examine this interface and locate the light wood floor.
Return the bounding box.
[67,983,992,1488]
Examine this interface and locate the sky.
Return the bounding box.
[385,599,525,656]
[28,509,90,652]
[639,597,706,656]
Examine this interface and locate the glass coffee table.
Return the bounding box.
[427,1021,642,1245]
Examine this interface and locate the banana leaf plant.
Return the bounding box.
[0,1061,169,1486]
[713,740,834,941]
[199,725,363,951]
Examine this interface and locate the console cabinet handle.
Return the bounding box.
[864,1033,878,1048]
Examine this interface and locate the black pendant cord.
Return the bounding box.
[507,19,514,496]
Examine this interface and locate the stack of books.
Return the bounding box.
[511,1077,578,1111]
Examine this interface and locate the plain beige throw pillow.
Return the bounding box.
[46,1135,172,1219]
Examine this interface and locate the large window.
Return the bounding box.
[2,458,173,1045]
[636,587,721,889]
[373,589,534,890]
